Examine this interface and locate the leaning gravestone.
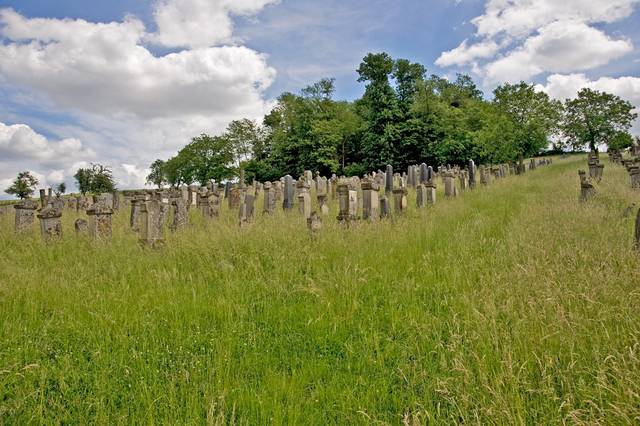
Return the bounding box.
[169,198,188,231]
[74,218,88,236]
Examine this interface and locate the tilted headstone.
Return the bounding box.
[307,211,322,234]
[337,182,357,224]
[14,200,38,233]
[361,178,380,222]
[239,193,255,227]
[579,170,595,201]
[317,194,330,216]
[416,184,427,208]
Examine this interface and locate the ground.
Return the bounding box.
[0,155,639,424]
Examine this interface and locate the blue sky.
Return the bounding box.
[0,0,639,196]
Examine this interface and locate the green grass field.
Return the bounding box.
[1,155,639,424]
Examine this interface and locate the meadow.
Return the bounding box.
[1,155,639,424]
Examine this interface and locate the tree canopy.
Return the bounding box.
[5,171,39,199]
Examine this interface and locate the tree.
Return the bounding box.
[54,182,66,198]
[5,171,38,199]
[562,88,637,151]
[74,164,116,194]
[493,81,562,158]
[174,134,235,186]
[608,132,635,151]
[146,159,167,188]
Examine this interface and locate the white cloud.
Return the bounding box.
[435,39,500,67]
[0,3,278,195]
[150,0,279,48]
[536,73,640,134]
[485,21,632,83]
[0,122,94,167]
[436,0,639,86]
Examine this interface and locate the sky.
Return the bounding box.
[0,0,639,197]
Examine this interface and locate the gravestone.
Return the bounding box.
[239,193,255,227]
[283,175,295,210]
[420,163,428,184]
[228,186,242,210]
[139,200,164,248]
[170,198,188,231]
[379,196,390,218]
[392,188,408,214]
[307,211,322,234]
[636,208,640,250]
[74,218,88,235]
[426,180,436,205]
[361,178,380,222]
[385,165,393,194]
[337,182,357,224]
[86,201,113,241]
[317,194,330,216]
[14,200,38,233]
[444,172,456,198]
[37,205,63,241]
[416,184,427,208]
[263,182,276,214]
[297,178,312,219]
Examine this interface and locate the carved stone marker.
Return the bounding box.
[139,200,164,248]
[86,200,113,241]
[74,218,88,235]
[14,200,38,233]
[239,193,255,227]
[37,205,63,241]
[283,175,295,210]
[385,165,393,194]
[307,211,322,234]
[444,172,456,198]
[170,197,188,231]
[297,178,312,219]
[361,178,380,222]
[416,184,427,208]
[392,188,407,215]
[426,180,436,205]
[263,182,276,214]
[337,182,357,224]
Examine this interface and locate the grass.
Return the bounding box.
[1,155,639,424]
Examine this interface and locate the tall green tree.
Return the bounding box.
[176,134,235,186]
[562,88,637,151]
[74,164,116,194]
[493,81,562,158]
[5,171,38,199]
[146,159,167,188]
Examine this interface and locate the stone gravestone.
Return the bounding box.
[170,197,188,231]
[283,175,295,210]
[87,197,114,240]
[392,188,408,215]
[74,218,88,236]
[426,180,436,205]
[579,170,595,201]
[307,211,322,234]
[337,182,357,225]
[139,200,164,248]
[129,194,147,232]
[416,184,427,208]
[239,193,255,227]
[444,172,456,198]
[14,200,38,233]
[37,205,63,241]
[317,194,330,216]
[629,167,640,189]
[385,165,393,194]
[379,196,390,218]
[297,178,312,219]
[635,208,640,250]
[420,163,428,184]
[228,186,242,210]
[361,178,380,222]
[263,182,276,215]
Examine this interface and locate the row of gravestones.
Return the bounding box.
[7,158,554,243]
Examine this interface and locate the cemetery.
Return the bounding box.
[1,153,639,423]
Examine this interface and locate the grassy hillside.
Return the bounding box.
[1,155,639,424]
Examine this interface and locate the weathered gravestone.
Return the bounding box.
[307,211,322,234]
[416,184,427,208]
[392,188,408,215]
[579,170,595,201]
[444,172,457,198]
[139,200,164,248]
[283,175,295,210]
[263,182,276,214]
[297,178,312,219]
[170,197,188,231]
[385,165,393,194]
[337,182,357,225]
[74,218,88,235]
[86,200,113,241]
[239,193,255,227]
[361,178,380,222]
[14,200,38,233]
[37,205,63,241]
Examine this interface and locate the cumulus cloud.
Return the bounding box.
[150,0,280,48]
[0,2,278,196]
[536,73,640,134]
[436,0,638,85]
[485,21,632,83]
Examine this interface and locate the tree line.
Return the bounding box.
[4,52,638,198]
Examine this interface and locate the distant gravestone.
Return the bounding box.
[337,182,357,225]
[263,182,276,214]
[317,194,330,216]
[444,172,456,198]
[416,184,427,208]
[74,218,88,235]
[170,198,188,231]
[239,193,255,227]
[297,178,312,219]
[392,188,407,215]
[425,180,436,205]
[635,208,640,250]
[139,200,164,248]
[307,211,322,234]
[385,165,393,194]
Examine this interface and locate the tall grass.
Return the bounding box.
[1,156,639,424]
